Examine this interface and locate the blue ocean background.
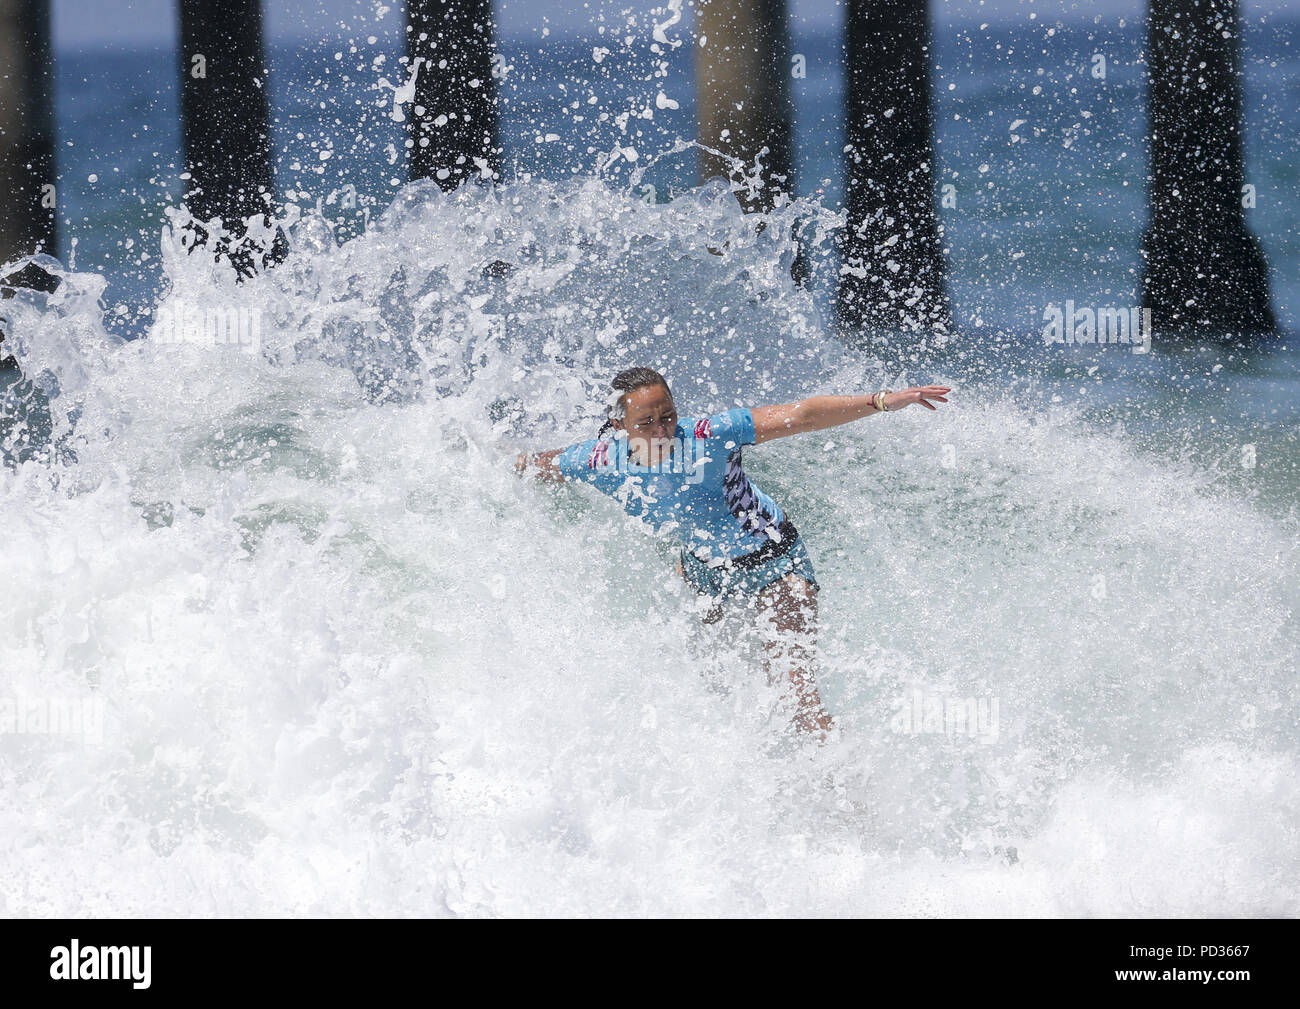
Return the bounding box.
[52,20,1300,333]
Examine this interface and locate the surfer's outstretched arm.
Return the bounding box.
[514,449,567,483]
[750,386,951,444]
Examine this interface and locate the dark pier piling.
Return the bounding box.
[838,0,949,341]
[1141,0,1275,337]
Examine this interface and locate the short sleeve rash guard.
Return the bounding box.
[554,406,786,561]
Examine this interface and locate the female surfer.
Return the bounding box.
[514,367,951,739]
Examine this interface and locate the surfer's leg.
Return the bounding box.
[756,572,834,739]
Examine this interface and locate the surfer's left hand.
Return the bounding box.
[891,386,951,411]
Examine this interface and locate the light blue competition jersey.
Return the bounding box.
[555,407,787,562]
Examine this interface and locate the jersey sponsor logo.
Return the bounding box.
[587,440,612,469]
[693,418,712,439]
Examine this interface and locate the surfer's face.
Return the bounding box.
[612,384,677,466]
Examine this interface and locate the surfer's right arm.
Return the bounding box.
[518,438,614,485]
[514,449,567,483]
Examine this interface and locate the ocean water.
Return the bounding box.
[0,14,1297,916]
